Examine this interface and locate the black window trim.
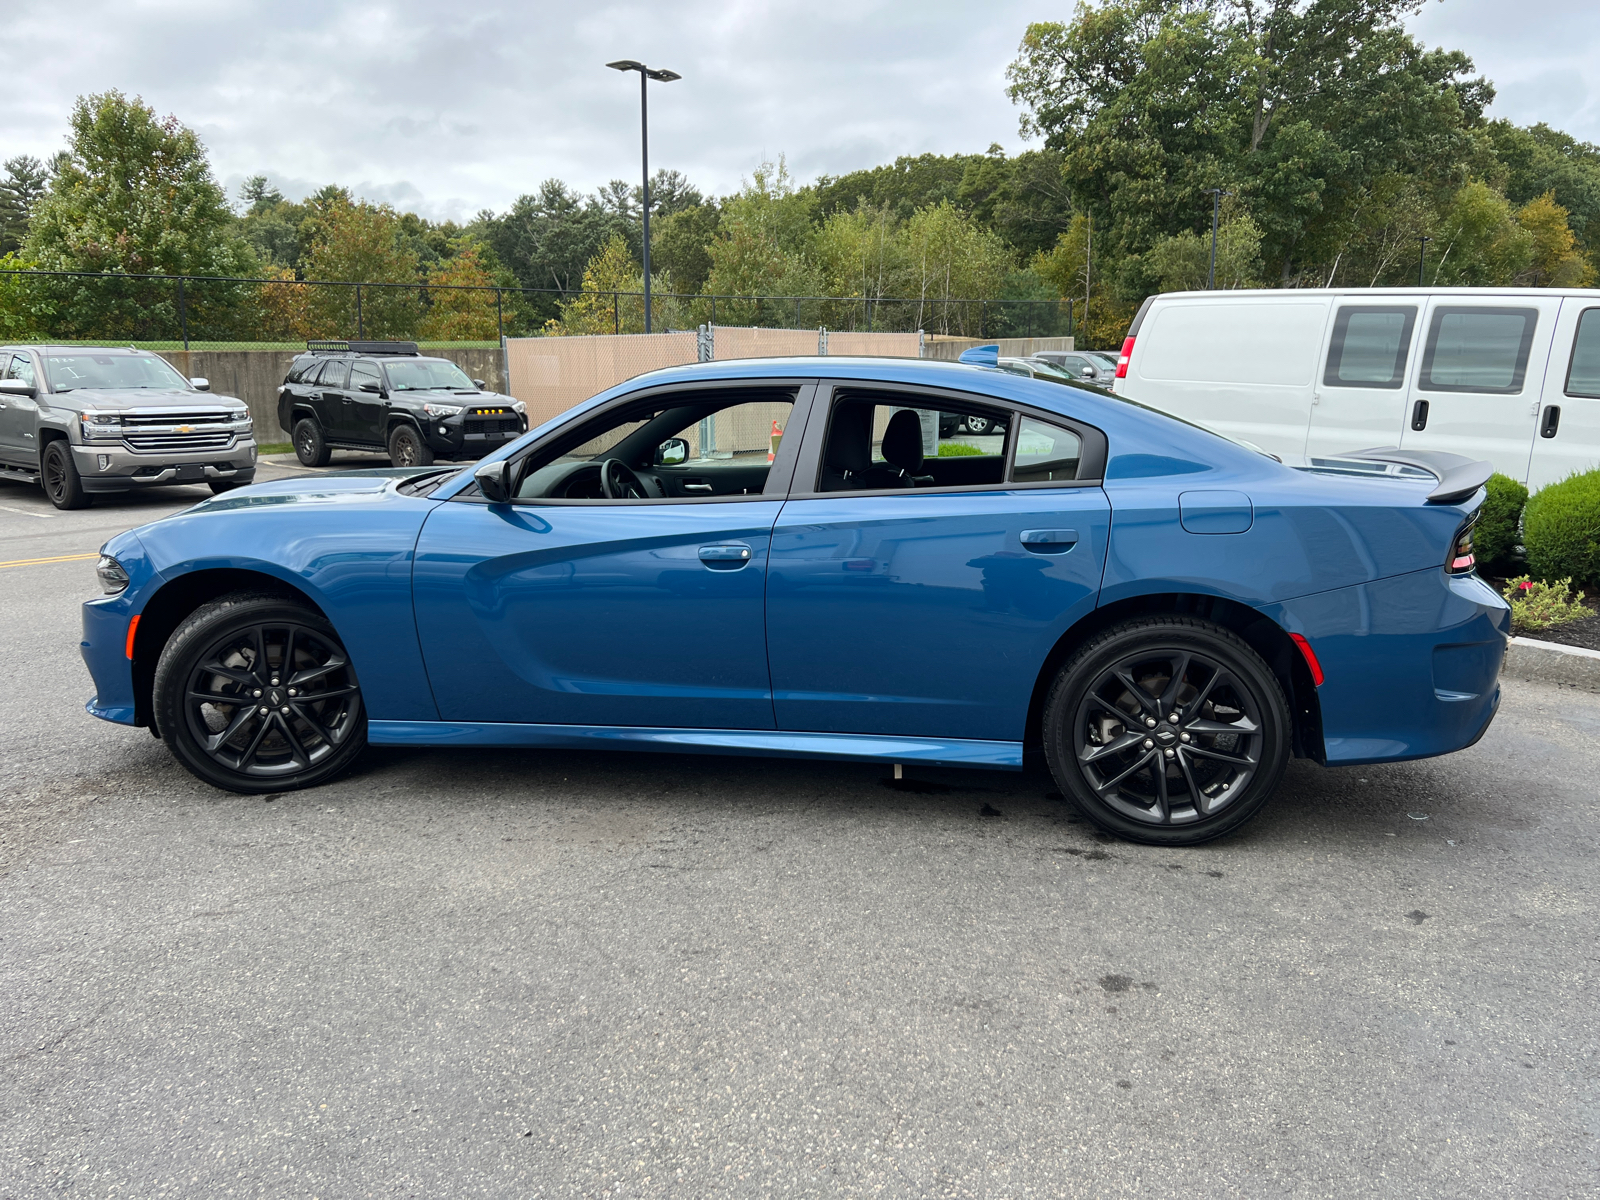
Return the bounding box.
[1322,303,1417,390]
[1418,304,1540,396]
[1564,306,1600,399]
[787,379,1108,500]
[451,378,820,507]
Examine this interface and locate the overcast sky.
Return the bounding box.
[4,0,1598,222]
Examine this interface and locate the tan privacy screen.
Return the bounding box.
[505,327,925,429]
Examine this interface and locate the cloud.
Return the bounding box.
[4,0,1597,222]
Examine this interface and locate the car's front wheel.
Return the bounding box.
[1043,617,1290,846]
[152,593,367,794]
[41,441,90,509]
[387,422,434,467]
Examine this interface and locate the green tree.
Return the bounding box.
[0,156,48,254]
[551,233,679,334]
[1515,192,1594,286]
[301,195,421,338]
[1143,214,1265,291]
[418,241,504,342]
[650,202,720,296]
[704,159,822,325]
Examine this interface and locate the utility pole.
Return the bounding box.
[1206,189,1234,289]
[1084,212,1092,336]
[1418,236,1432,287]
[607,60,681,334]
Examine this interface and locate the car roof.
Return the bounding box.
[2,345,157,355]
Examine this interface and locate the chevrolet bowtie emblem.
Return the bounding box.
[176,424,193,434]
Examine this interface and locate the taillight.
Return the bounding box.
[1446,518,1477,575]
[1289,632,1324,686]
[1115,335,1135,378]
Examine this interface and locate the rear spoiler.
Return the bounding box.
[1338,447,1493,506]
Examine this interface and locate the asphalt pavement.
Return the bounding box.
[0,466,1596,1199]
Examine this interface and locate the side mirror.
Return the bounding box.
[1081,367,1095,378]
[358,380,382,393]
[656,437,688,466]
[472,379,486,390]
[0,379,36,399]
[474,458,512,503]
[189,377,210,391]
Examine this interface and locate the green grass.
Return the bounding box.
[938,441,986,456]
[255,442,293,455]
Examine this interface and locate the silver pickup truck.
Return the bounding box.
[0,345,257,509]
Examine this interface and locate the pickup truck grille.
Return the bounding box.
[116,408,246,454]
[125,431,236,452]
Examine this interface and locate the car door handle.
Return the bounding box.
[1021,529,1079,554]
[699,543,752,569]
[1541,405,1561,438]
[682,482,713,493]
[1411,399,1429,431]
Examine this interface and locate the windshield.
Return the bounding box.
[43,353,191,393]
[384,359,475,392]
[1026,360,1077,382]
[1084,351,1118,368]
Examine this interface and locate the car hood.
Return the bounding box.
[180,467,451,514]
[44,388,246,412]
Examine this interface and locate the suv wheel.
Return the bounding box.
[41,441,90,509]
[1042,617,1291,846]
[387,423,434,467]
[293,418,331,467]
[152,592,367,794]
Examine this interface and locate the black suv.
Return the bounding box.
[276,340,526,467]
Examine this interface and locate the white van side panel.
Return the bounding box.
[1127,297,1330,460]
[1528,299,1600,489]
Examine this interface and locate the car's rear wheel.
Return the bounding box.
[41,441,90,509]
[963,415,992,435]
[152,593,366,794]
[387,422,433,467]
[293,418,331,467]
[1043,617,1290,846]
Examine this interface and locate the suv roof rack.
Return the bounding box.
[305,340,420,356]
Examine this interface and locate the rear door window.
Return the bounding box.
[1010,416,1083,483]
[1324,306,1416,388]
[1565,308,1600,398]
[316,360,350,388]
[1420,307,1539,393]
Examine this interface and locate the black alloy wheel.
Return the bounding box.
[293,418,331,467]
[152,593,366,794]
[388,422,434,467]
[42,440,90,509]
[1043,617,1290,846]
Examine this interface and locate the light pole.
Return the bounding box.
[1206,188,1233,289]
[1417,236,1432,287]
[606,59,681,334]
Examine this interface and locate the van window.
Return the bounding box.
[1138,302,1326,386]
[1323,306,1415,389]
[1565,308,1600,398]
[1420,307,1538,394]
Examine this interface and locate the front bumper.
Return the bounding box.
[423,414,526,459]
[73,440,258,493]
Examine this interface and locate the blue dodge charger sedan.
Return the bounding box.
[81,356,1509,845]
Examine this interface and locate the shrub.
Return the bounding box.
[1501,576,1592,634]
[1524,468,1600,587]
[1474,472,1527,571]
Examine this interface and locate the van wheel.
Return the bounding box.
[1042,617,1290,846]
[387,423,433,467]
[293,418,331,467]
[41,441,90,509]
[152,592,366,794]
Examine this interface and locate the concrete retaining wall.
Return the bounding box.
[922,336,1077,362]
[154,347,509,442]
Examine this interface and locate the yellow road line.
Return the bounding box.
[0,551,100,569]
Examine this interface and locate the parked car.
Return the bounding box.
[1113,287,1600,490]
[1030,350,1116,387]
[277,340,526,468]
[0,345,255,509]
[83,356,1506,846]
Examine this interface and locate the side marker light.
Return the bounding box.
[1289,632,1323,686]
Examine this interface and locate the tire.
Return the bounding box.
[208,480,242,495]
[963,416,992,436]
[152,592,366,795]
[387,422,434,467]
[293,418,331,467]
[41,440,90,509]
[1042,617,1290,846]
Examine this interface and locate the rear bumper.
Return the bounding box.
[1263,569,1510,766]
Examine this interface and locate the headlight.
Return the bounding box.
[96,553,129,594]
[422,403,464,418]
[79,411,123,442]
[511,400,526,414]
[232,411,253,434]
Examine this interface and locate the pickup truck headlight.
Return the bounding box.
[95,553,129,594]
[232,412,253,434]
[79,411,123,443]
[422,402,464,418]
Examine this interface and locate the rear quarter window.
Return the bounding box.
[1565,308,1600,398]
[1138,301,1327,386]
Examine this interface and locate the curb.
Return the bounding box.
[1502,635,1600,693]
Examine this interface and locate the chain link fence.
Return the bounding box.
[0,268,1075,351]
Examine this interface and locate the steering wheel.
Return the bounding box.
[600,458,648,500]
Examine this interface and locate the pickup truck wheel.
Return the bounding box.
[208,480,242,495]
[387,423,433,467]
[1042,617,1290,846]
[41,441,90,509]
[293,418,331,467]
[153,592,366,794]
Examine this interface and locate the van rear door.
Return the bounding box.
[1527,300,1600,490]
[1304,298,1421,463]
[1398,296,1560,480]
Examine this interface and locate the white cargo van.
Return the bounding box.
[1112,288,1600,489]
